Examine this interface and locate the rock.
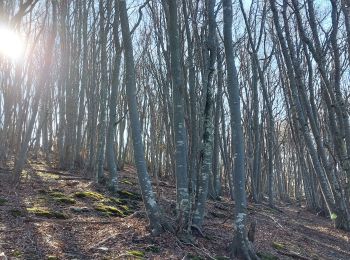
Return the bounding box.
[70,207,90,213]
[66,181,80,187]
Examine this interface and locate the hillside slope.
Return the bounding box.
[0,161,349,259]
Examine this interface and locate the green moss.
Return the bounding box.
[49,191,65,198]
[47,256,59,260]
[126,250,145,258]
[121,179,134,185]
[117,190,142,200]
[12,250,22,257]
[118,190,134,197]
[93,204,125,217]
[9,209,24,217]
[257,252,279,260]
[0,198,7,206]
[48,192,76,204]
[104,198,135,215]
[37,172,60,180]
[272,242,286,250]
[110,197,129,206]
[74,191,106,200]
[214,256,230,260]
[119,204,130,212]
[27,207,68,219]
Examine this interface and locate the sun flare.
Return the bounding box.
[0,26,25,61]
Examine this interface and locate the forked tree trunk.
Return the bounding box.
[193,0,216,228]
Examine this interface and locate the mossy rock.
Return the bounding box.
[110,197,127,205]
[110,197,138,210]
[257,252,279,260]
[74,191,106,201]
[49,191,66,198]
[145,245,160,253]
[93,203,125,217]
[11,250,22,257]
[34,196,49,206]
[210,211,226,218]
[37,172,60,180]
[119,204,131,212]
[70,206,90,213]
[9,209,24,217]
[47,256,59,260]
[107,198,135,214]
[117,190,142,201]
[272,242,286,250]
[54,197,76,204]
[121,179,134,185]
[126,250,145,258]
[49,192,76,204]
[27,207,68,219]
[0,198,7,206]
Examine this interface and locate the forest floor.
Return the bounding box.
[0,160,349,260]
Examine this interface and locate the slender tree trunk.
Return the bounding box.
[222,0,257,258]
[118,0,163,235]
[106,0,122,192]
[165,0,190,234]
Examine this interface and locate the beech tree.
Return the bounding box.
[118,0,163,235]
[222,0,257,258]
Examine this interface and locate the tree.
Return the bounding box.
[164,0,191,235]
[222,0,258,258]
[193,0,217,228]
[118,0,163,235]
[13,0,58,183]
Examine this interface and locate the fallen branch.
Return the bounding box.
[174,234,216,260]
[256,211,285,230]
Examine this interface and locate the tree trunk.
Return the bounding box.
[222,0,257,258]
[118,0,163,235]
